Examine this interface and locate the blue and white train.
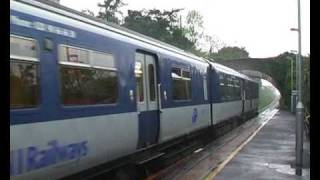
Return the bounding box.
[10,0,259,179]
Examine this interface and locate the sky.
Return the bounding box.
[60,0,310,58]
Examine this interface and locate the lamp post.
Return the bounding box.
[290,50,297,113]
[290,0,304,175]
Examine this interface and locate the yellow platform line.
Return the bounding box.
[204,109,279,180]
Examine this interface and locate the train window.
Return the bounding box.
[60,67,117,105]
[59,46,90,64]
[172,67,181,77]
[182,71,190,78]
[10,36,37,58]
[203,76,208,101]
[91,51,115,69]
[246,82,252,99]
[135,56,144,102]
[59,45,118,105]
[234,78,241,100]
[148,64,156,101]
[171,67,191,100]
[10,36,39,108]
[226,77,234,101]
[219,74,226,101]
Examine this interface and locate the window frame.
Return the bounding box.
[10,35,39,62]
[10,35,41,109]
[58,44,119,107]
[171,66,192,101]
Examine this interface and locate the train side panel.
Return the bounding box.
[212,101,242,124]
[158,56,211,142]
[10,113,138,180]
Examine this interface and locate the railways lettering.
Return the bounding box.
[10,0,259,179]
[10,140,88,176]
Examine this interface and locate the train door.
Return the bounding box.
[135,52,160,148]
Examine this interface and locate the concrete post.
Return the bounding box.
[291,58,294,113]
[295,102,304,175]
[295,0,304,175]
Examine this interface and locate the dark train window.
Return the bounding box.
[59,45,118,105]
[234,78,241,100]
[10,36,40,109]
[219,74,226,101]
[226,77,234,101]
[60,67,117,105]
[171,67,191,100]
[148,64,156,101]
[219,74,242,102]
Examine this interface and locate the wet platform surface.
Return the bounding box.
[214,110,310,180]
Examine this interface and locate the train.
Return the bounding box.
[10,0,259,179]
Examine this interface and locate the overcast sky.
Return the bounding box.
[60,0,310,58]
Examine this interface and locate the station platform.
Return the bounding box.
[212,110,310,180]
[147,105,310,180]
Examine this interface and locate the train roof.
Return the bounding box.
[209,62,257,82]
[12,0,209,64]
[12,0,259,85]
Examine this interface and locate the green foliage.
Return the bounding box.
[185,10,204,45]
[262,52,310,112]
[92,5,220,58]
[208,46,250,60]
[122,9,195,50]
[97,0,127,24]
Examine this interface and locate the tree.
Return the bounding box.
[209,46,249,60]
[97,0,127,24]
[303,55,310,115]
[81,9,95,16]
[185,10,204,46]
[122,9,195,50]
[256,52,310,111]
[204,35,226,54]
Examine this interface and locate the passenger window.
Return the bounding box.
[91,51,115,69]
[59,46,90,64]
[148,64,156,101]
[226,77,233,101]
[219,74,226,101]
[10,36,37,58]
[171,67,191,100]
[134,60,144,102]
[234,78,241,100]
[10,36,40,108]
[203,76,208,101]
[59,45,118,105]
